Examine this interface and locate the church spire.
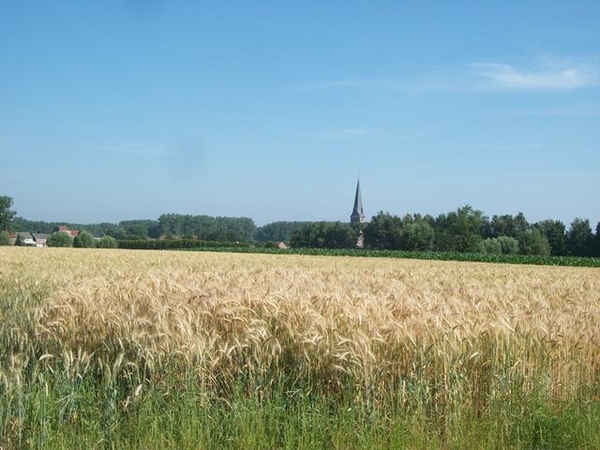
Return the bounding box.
[350,178,365,224]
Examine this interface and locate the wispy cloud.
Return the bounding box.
[469,61,600,91]
[290,56,600,94]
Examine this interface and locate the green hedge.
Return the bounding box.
[118,239,252,250]
[116,240,600,267]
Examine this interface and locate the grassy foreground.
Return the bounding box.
[1,247,599,449]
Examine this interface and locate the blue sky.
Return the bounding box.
[1,1,599,227]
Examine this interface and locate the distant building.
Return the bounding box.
[32,233,49,247]
[350,179,366,248]
[15,232,36,246]
[54,225,79,237]
[350,179,365,225]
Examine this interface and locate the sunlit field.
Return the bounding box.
[1,247,599,449]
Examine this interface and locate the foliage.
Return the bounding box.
[479,237,502,254]
[0,195,16,231]
[434,205,486,252]
[0,231,10,246]
[157,214,256,242]
[255,221,311,242]
[496,235,520,254]
[519,228,551,256]
[7,204,599,257]
[488,212,529,239]
[73,231,95,248]
[12,218,119,236]
[118,239,252,250]
[363,212,435,251]
[537,219,566,256]
[46,231,74,247]
[118,219,161,239]
[290,221,357,248]
[567,218,594,257]
[95,235,118,248]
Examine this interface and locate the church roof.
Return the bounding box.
[350,179,365,223]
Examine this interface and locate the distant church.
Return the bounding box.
[350,179,366,247]
[350,179,366,224]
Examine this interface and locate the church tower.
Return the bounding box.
[350,179,365,224]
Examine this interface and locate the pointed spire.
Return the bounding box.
[350,178,365,224]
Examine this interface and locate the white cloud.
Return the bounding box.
[290,56,600,94]
[469,61,600,91]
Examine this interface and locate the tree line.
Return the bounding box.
[289,206,600,257]
[1,195,598,257]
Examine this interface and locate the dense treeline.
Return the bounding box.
[4,196,599,257]
[255,221,312,243]
[290,206,600,257]
[155,214,256,242]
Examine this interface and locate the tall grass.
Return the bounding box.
[1,247,599,448]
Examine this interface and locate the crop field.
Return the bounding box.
[1,247,599,449]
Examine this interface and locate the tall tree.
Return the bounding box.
[434,205,485,252]
[566,218,594,257]
[519,229,550,255]
[363,212,403,250]
[0,195,16,231]
[290,222,356,248]
[536,219,566,256]
[255,221,311,243]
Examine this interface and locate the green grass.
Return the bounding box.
[2,364,599,449]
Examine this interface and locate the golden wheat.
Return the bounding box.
[1,246,599,401]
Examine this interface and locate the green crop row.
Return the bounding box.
[118,239,252,250]
[117,240,600,267]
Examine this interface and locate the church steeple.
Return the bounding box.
[350,179,365,224]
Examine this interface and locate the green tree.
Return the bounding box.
[290,222,356,248]
[519,229,550,255]
[47,231,73,247]
[566,218,594,257]
[434,205,485,252]
[363,212,403,250]
[0,195,17,231]
[95,236,118,248]
[496,236,519,254]
[73,231,95,248]
[479,238,502,254]
[489,213,529,240]
[0,230,11,246]
[255,221,311,243]
[479,236,520,255]
[536,219,566,256]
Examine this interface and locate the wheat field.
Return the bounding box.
[1,246,599,448]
